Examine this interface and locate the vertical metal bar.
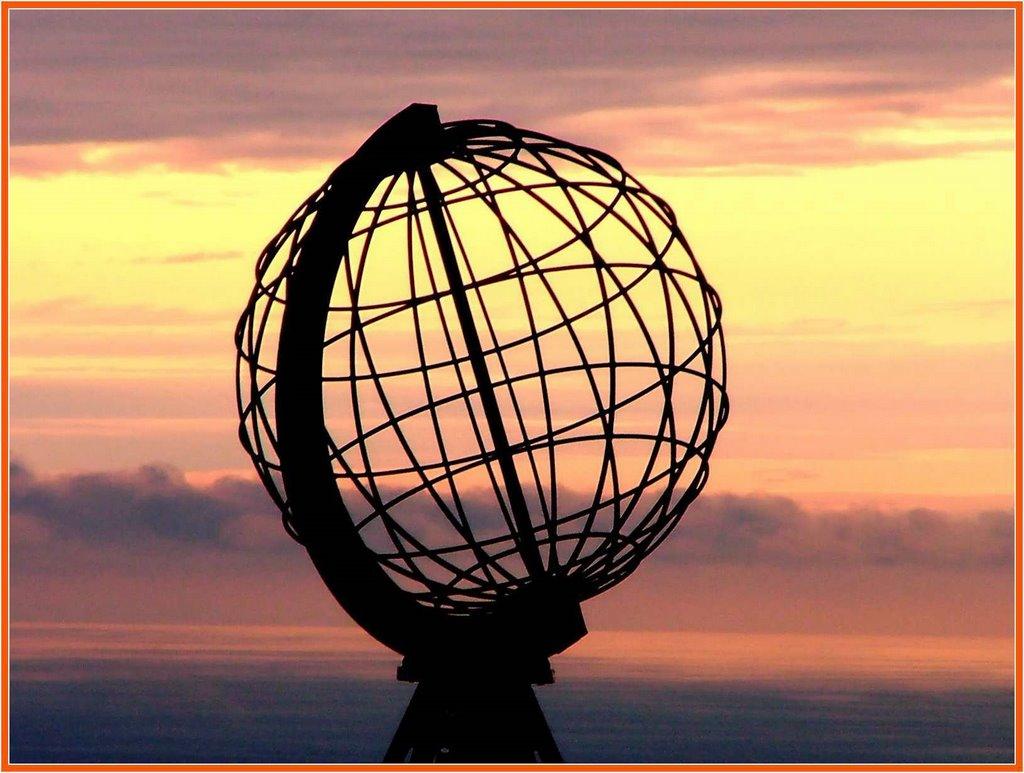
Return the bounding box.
[418,165,545,579]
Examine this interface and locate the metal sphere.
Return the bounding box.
[235,105,727,658]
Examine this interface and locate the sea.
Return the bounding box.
[8,623,1015,763]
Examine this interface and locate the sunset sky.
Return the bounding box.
[7,9,1017,640]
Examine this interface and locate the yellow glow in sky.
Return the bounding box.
[8,148,1016,505]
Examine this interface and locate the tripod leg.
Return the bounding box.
[521,684,564,763]
[382,679,564,762]
[383,682,437,762]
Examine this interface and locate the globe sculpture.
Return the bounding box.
[235,104,728,761]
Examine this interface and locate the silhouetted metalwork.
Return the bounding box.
[384,678,563,763]
[235,103,728,760]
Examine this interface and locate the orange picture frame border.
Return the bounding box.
[0,2,1019,770]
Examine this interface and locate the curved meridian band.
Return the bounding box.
[273,104,588,672]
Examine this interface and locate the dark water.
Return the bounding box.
[9,624,1015,763]
[10,668,1013,763]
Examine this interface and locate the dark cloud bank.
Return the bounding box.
[9,10,1012,145]
[8,10,1015,173]
[8,462,1014,764]
[10,460,1012,570]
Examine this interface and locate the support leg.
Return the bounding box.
[383,678,563,763]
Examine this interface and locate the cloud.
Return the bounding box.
[8,131,367,176]
[9,461,1013,635]
[11,328,230,360]
[7,9,1015,174]
[139,250,244,265]
[10,461,285,551]
[661,493,1012,569]
[546,68,1013,174]
[726,317,891,339]
[912,298,1015,317]
[13,296,228,327]
[10,460,1011,570]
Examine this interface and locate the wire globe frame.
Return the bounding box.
[236,110,728,628]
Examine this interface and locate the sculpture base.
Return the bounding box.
[383,675,563,763]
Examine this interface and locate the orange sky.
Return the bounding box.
[11,621,1013,690]
[6,8,1017,635]
[10,132,1015,505]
